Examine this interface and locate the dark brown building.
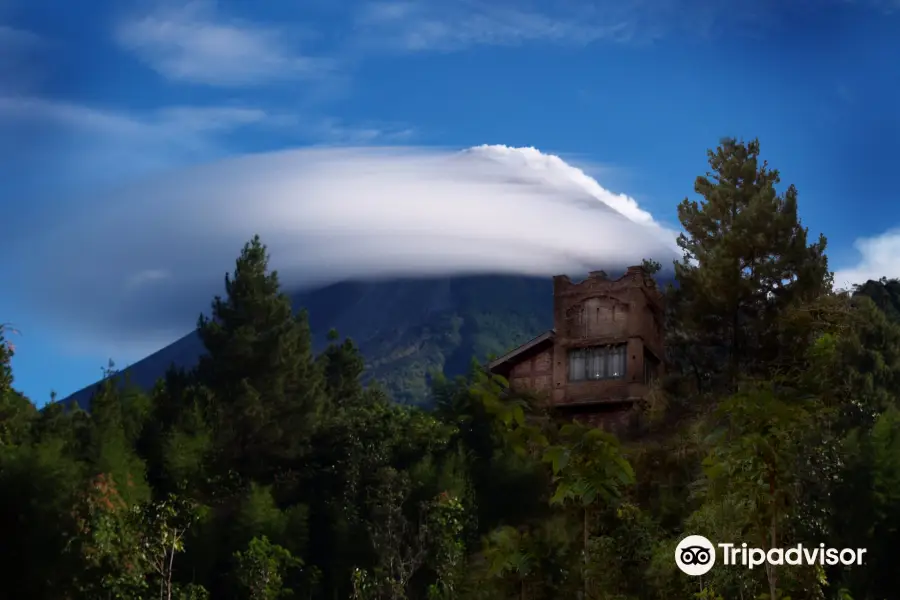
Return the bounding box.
[487,265,664,430]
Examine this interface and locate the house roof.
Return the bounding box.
[487,329,556,372]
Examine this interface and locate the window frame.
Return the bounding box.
[567,343,628,382]
[643,348,660,384]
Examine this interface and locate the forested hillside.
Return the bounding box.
[3,138,900,600]
[62,274,559,409]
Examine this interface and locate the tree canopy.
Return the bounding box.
[2,138,899,600]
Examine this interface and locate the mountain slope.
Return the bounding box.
[62,274,557,409]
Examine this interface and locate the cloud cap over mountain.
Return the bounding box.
[12,145,679,358]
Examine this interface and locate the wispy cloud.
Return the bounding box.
[352,0,900,53]
[0,24,46,93]
[0,97,273,185]
[124,269,172,293]
[355,1,635,52]
[6,144,679,358]
[114,1,334,86]
[0,96,414,188]
[0,97,412,145]
[0,96,267,138]
[309,117,416,144]
[0,24,41,47]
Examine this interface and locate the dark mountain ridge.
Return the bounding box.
[62,269,676,409]
[62,274,555,408]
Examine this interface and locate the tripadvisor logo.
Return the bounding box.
[674,535,867,576]
[675,535,716,576]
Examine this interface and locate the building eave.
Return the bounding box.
[487,329,556,372]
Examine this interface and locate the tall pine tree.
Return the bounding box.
[0,325,37,447]
[0,324,15,398]
[196,236,324,483]
[669,138,831,393]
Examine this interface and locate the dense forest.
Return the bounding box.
[3,138,900,600]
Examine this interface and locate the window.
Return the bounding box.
[568,344,627,382]
[644,349,659,384]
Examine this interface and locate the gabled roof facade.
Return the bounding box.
[487,328,555,374]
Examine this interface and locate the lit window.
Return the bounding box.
[567,344,627,381]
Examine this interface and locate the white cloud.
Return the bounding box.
[833,229,900,290]
[0,96,270,140]
[309,117,416,144]
[353,0,900,53]
[355,1,635,52]
[0,96,410,145]
[9,144,679,358]
[0,97,413,189]
[463,145,657,225]
[0,97,274,186]
[115,1,333,86]
[124,269,172,293]
[153,106,270,132]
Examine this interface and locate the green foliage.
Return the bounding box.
[545,422,634,507]
[233,536,303,600]
[697,387,820,598]
[7,142,900,600]
[853,277,900,324]
[0,323,16,395]
[345,277,553,406]
[234,484,291,542]
[424,493,467,599]
[196,234,325,483]
[319,329,366,406]
[0,437,87,597]
[69,473,150,598]
[0,324,35,447]
[669,137,831,393]
[586,502,658,599]
[641,258,662,275]
[0,386,36,447]
[175,583,211,600]
[136,493,204,600]
[469,370,548,456]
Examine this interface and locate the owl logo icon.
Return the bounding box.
[675,535,716,576]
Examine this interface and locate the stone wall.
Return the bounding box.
[508,346,554,393]
[490,267,664,432]
[551,267,664,406]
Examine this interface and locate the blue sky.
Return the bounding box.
[2,0,900,405]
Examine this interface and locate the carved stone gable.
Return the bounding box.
[565,294,629,339]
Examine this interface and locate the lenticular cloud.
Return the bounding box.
[16,144,678,354]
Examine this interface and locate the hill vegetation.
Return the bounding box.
[3,137,900,600]
[63,275,559,409]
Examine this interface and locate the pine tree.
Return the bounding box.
[0,324,37,447]
[318,329,365,407]
[196,236,324,482]
[87,371,152,507]
[670,138,831,392]
[0,323,16,397]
